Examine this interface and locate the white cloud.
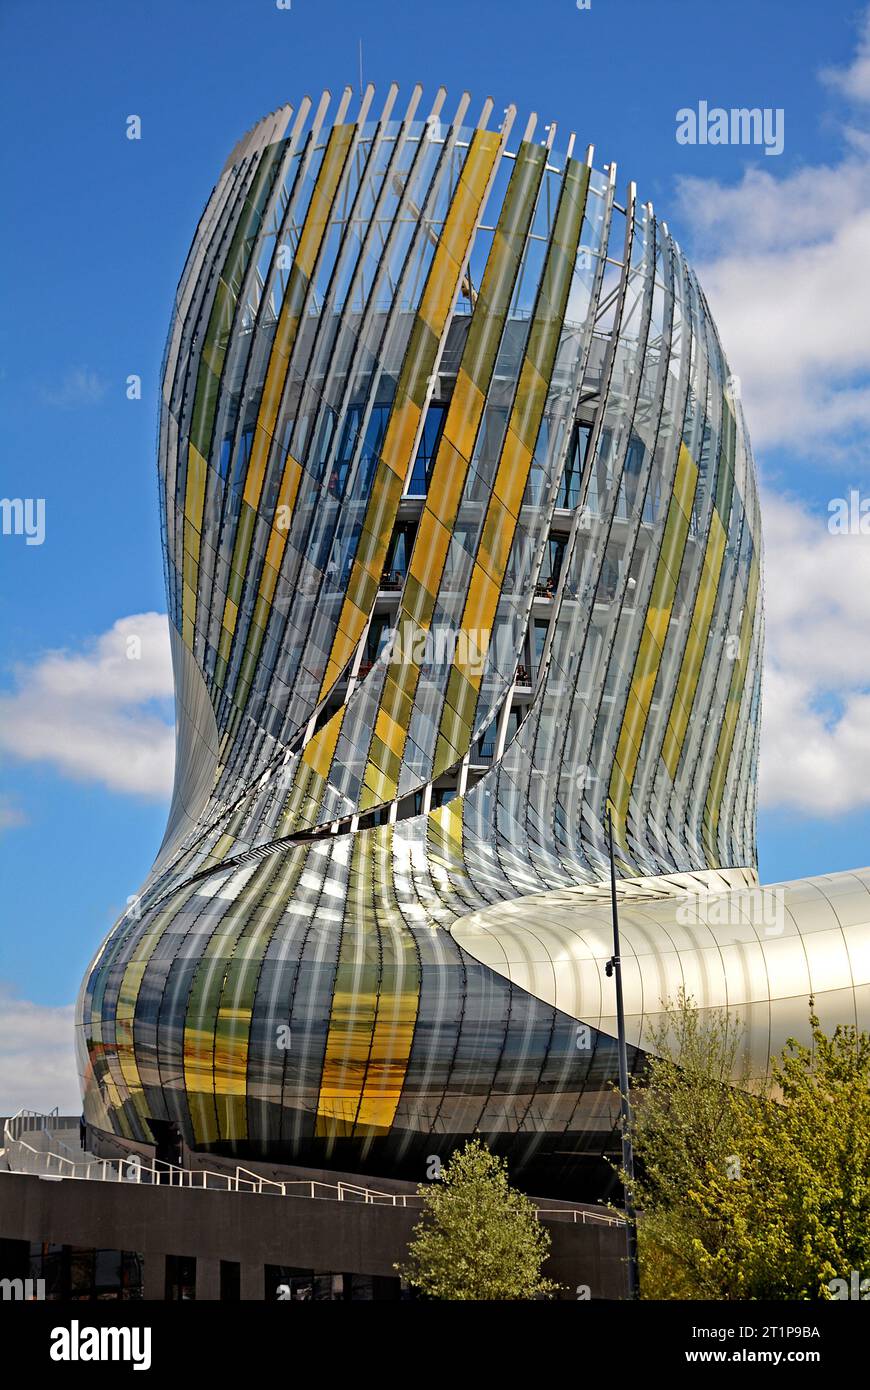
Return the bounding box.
[677,159,870,257]
[674,13,870,455]
[0,986,79,1116]
[0,613,174,798]
[760,490,870,815]
[675,171,870,453]
[39,366,108,409]
[670,13,870,817]
[0,795,27,833]
[821,8,870,103]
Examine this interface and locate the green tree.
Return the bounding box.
[396,1138,559,1300]
[624,987,755,1299]
[686,1009,870,1299]
[627,992,870,1299]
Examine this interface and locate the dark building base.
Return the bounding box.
[0,1161,629,1301]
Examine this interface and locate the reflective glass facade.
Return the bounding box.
[77,87,766,1193]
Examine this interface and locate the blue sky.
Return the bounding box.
[1,0,869,1107]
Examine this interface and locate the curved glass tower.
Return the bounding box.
[76,85,788,1192]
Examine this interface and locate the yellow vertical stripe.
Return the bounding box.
[609,441,699,843]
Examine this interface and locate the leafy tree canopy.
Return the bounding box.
[627,990,870,1300]
[397,1138,559,1300]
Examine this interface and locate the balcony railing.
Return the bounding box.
[0,1109,624,1225]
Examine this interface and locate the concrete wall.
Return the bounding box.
[0,1171,628,1300]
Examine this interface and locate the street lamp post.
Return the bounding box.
[606,803,641,1300]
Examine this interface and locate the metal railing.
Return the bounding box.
[537,1207,625,1228]
[2,1116,416,1203]
[1,1109,623,1223]
[1,1110,420,1205]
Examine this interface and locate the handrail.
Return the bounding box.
[1,1108,621,1223]
[536,1207,626,1228]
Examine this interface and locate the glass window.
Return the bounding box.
[407,402,447,496]
[165,1255,196,1301]
[20,1245,144,1301]
[432,785,457,807]
[533,620,549,667]
[220,1261,240,1301]
[557,422,590,508]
